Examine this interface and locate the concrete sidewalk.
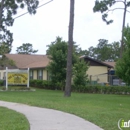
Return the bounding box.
[0,101,103,130]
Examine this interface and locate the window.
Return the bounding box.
[30,70,33,79]
[37,70,43,80]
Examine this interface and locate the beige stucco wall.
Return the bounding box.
[4,69,47,80]
[0,70,6,79]
[0,66,108,83]
[43,69,47,80]
[33,70,37,79]
[87,66,108,83]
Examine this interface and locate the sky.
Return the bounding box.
[9,0,130,54]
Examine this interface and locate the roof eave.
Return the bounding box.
[83,56,113,68]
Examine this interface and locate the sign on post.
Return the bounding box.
[8,73,28,85]
[6,67,29,90]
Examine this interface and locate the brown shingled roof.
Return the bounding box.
[81,56,114,68]
[5,54,50,69]
[103,62,116,68]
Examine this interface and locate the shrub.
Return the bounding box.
[30,80,130,95]
[73,59,89,87]
[29,80,62,90]
[72,84,130,95]
[0,80,4,86]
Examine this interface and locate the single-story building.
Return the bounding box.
[0,54,113,84]
[0,54,50,80]
[81,56,113,84]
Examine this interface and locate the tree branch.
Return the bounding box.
[115,0,125,5]
[106,7,130,13]
[106,8,125,13]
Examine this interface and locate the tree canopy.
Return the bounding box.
[115,25,130,85]
[77,39,120,61]
[93,0,130,25]
[0,42,11,55]
[47,36,89,90]
[47,37,68,87]
[16,43,38,54]
[93,0,130,57]
[0,0,39,54]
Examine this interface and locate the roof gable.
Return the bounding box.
[83,56,113,68]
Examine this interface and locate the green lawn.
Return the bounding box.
[0,107,29,130]
[0,89,130,130]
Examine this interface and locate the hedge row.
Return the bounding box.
[29,80,130,94]
[72,85,130,94]
[1,79,130,94]
[29,80,63,90]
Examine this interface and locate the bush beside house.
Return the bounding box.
[0,79,129,94]
[29,80,130,95]
[0,80,4,86]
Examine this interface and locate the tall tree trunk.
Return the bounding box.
[120,0,127,58]
[0,0,4,27]
[64,0,75,97]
